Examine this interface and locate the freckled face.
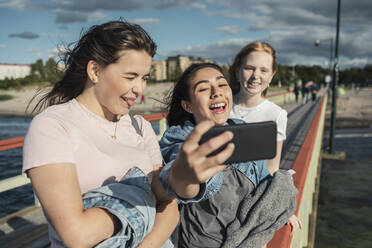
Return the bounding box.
[238,51,275,97]
[94,49,152,119]
[183,67,232,125]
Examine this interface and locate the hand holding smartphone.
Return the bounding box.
[199,121,277,164]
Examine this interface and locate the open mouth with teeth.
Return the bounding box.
[209,102,227,113]
[247,81,261,87]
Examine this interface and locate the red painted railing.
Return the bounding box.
[268,93,326,248]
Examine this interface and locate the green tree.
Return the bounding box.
[44,58,62,84]
[31,59,45,80]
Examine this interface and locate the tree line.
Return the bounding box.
[1,58,372,90]
[0,58,62,90]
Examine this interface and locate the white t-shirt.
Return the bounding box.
[230,99,287,141]
[23,98,162,194]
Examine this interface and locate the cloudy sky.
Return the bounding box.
[0,0,371,68]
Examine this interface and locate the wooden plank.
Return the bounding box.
[1,224,49,248]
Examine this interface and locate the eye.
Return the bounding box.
[196,85,210,92]
[198,87,209,92]
[124,76,135,80]
[143,76,150,81]
[219,83,229,87]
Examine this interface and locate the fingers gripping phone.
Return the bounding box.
[199,121,277,164]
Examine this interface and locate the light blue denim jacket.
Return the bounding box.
[158,119,271,203]
[51,167,173,248]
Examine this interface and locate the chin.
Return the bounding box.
[214,117,228,125]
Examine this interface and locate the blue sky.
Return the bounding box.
[1,0,371,68]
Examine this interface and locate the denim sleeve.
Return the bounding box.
[158,160,207,204]
[256,160,271,183]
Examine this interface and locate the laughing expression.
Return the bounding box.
[183,67,232,125]
[94,49,152,120]
[238,51,275,97]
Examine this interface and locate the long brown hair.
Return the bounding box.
[30,20,156,114]
[228,41,277,96]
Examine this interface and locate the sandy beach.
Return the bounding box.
[0,82,174,117]
[324,87,372,128]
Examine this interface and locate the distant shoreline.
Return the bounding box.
[0,83,173,118]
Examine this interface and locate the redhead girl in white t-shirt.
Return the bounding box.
[228,41,302,237]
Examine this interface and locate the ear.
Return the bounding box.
[86,60,101,84]
[181,100,192,114]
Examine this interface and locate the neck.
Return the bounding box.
[77,86,117,122]
[234,90,265,108]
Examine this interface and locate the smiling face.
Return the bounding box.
[238,51,275,97]
[93,49,152,120]
[182,67,232,125]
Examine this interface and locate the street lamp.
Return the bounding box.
[315,38,334,102]
[314,38,334,73]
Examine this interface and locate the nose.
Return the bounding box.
[252,69,260,79]
[132,79,145,96]
[211,85,222,98]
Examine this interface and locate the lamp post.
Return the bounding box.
[328,0,342,154]
[314,0,341,154]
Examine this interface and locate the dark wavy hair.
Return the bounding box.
[228,41,277,97]
[30,19,156,114]
[165,62,226,126]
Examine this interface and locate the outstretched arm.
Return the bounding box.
[169,120,234,199]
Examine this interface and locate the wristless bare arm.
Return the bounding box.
[266,140,283,174]
[28,163,120,248]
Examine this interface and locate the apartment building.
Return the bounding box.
[0,63,31,80]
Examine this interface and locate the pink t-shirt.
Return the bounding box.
[22,99,162,194]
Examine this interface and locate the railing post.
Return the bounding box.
[158,117,167,140]
[34,193,41,206]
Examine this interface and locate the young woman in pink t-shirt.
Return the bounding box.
[23,20,178,247]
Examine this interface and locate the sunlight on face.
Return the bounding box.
[94,49,152,120]
[238,51,275,97]
[183,67,232,125]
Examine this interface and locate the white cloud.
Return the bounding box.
[54,9,106,23]
[342,58,368,67]
[216,25,244,34]
[157,37,257,64]
[28,47,43,58]
[130,18,160,26]
[0,0,29,10]
[47,48,59,59]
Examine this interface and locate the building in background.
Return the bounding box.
[166,55,215,81]
[151,61,167,81]
[0,63,31,80]
[0,56,216,83]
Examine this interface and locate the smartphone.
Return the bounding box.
[199,121,277,164]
